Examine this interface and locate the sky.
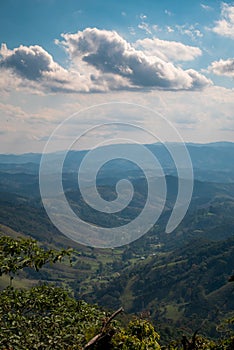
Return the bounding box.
[0,0,234,153]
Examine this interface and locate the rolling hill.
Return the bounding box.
[0,142,233,340]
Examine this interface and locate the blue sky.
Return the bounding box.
[0,0,234,153]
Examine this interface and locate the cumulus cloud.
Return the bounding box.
[0,43,97,93]
[0,43,66,81]
[60,27,211,91]
[212,3,234,38]
[135,37,202,62]
[208,58,234,77]
[0,28,211,94]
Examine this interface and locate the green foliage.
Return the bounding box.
[112,319,161,350]
[1,149,234,348]
[0,235,72,281]
[0,235,160,349]
[0,234,233,349]
[165,335,234,350]
[0,285,106,349]
[0,235,104,349]
[92,235,234,338]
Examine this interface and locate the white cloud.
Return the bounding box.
[1,85,233,154]
[60,27,211,91]
[0,101,67,124]
[165,9,173,16]
[208,58,234,77]
[201,4,212,11]
[0,68,22,94]
[139,13,147,20]
[144,86,234,141]
[212,3,234,39]
[0,102,27,119]
[138,22,152,34]
[2,43,130,94]
[152,24,160,32]
[0,41,130,94]
[0,28,211,94]
[128,27,136,36]
[0,43,93,94]
[135,37,202,62]
[166,26,174,33]
[176,24,203,39]
[0,43,66,81]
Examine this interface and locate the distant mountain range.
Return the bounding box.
[0,142,234,183]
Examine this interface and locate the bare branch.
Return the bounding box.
[83,307,124,349]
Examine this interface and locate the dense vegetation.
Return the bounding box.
[0,144,234,348]
[0,235,233,349]
[0,180,233,340]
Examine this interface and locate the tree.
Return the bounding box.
[0,235,107,349]
[111,319,161,350]
[0,235,233,349]
[0,235,73,285]
[0,235,162,349]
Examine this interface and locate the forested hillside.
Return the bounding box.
[0,144,233,347]
[0,234,233,349]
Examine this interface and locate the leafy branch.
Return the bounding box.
[0,235,73,283]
